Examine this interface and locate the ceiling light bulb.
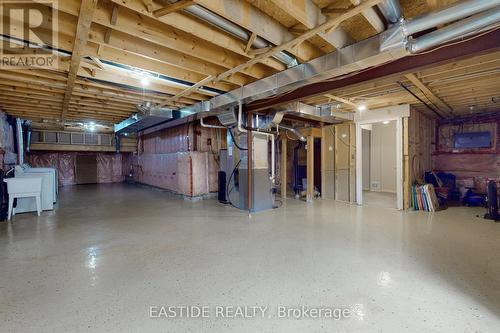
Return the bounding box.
[140,76,150,87]
[357,104,367,112]
[383,121,390,125]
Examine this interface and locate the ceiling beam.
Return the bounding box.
[61,0,98,122]
[247,29,500,112]
[192,0,322,62]
[106,0,286,70]
[324,94,358,107]
[349,0,384,33]
[159,0,384,106]
[245,32,258,54]
[50,0,283,81]
[267,0,354,49]
[404,73,455,116]
[143,0,154,13]
[153,0,195,18]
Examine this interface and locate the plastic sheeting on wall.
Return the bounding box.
[28,152,130,186]
[0,111,17,165]
[58,153,76,186]
[97,153,124,183]
[135,122,226,197]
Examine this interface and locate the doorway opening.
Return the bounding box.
[360,121,398,209]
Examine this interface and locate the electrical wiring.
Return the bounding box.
[226,159,242,209]
[227,127,248,151]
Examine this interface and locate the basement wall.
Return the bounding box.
[403,109,435,209]
[432,113,500,193]
[134,122,226,197]
[370,121,397,193]
[0,111,17,168]
[408,109,435,183]
[27,152,130,186]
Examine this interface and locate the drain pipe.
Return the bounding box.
[184,5,297,67]
[378,0,402,25]
[410,7,500,53]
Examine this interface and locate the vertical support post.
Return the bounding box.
[247,111,253,213]
[355,123,363,205]
[306,135,314,202]
[281,135,287,199]
[349,123,356,203]
[403,117,410,209]
[396,117,404,210]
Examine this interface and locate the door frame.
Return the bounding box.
[354,105,410,210]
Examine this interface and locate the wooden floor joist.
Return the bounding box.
[153,0,195,18]
[158,0,384,107]
[0,0,498,123]
[61,0,98,122]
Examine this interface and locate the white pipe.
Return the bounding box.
[200,116,226,129]
[237,100,246,134]
[16,118,24,165]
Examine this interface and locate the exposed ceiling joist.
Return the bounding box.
[106,0,286,71]
[159,0,384,106]
[349,0,385,33]
[61,0,98,122]
[245,32,258,54]
[143,0,154,13]
[263,0,354,49]
[192,0,322,62]
[405,73,455,117]
[153,0,195,18]
[324,94,358,107]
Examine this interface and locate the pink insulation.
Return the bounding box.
[136,153,180,192]
[97,153,124,183]
[58,153,76,186]
[28,152,129,186]
[134,122,226,197]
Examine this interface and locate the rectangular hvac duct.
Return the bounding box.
[114,108,174,134]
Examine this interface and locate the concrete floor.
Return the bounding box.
[363,190,397,209]
[1,184,499,332]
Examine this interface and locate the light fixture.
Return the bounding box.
[357,104,367,112]
[84,121,96,132]
[383,121,390,125]
[140,76,150,87]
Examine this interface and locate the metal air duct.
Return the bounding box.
[405,0,500,36]
[184,5,298,67]
[378,0,402,24]
[410,6,500,53]
[381,0,500,50]
[114,107,174,134]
